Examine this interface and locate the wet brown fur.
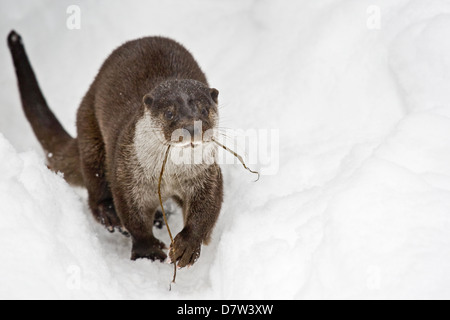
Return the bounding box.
[8,31,223,267]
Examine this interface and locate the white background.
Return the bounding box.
[1,0,450,299]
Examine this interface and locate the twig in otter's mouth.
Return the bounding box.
[211,137,260,182]
[158,145,177,290]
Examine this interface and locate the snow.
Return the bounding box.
[1,0,450,299]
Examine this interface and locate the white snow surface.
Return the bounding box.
[1,0,450,299]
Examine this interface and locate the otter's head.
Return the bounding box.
[143,79,219,148]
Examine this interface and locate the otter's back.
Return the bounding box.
[92,37,208,134]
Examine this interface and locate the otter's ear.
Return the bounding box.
[210,88,219,104]
[143,94,154,107]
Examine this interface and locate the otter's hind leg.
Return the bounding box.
[77,98,128,236]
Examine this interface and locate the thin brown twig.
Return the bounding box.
[211,137,260,182]
[158,145,177,289]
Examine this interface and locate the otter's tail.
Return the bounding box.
[7,30,83,186]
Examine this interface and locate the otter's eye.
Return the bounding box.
[201,108,209,117]
[165,110,174,120]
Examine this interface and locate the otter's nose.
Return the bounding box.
[184,124,202,141]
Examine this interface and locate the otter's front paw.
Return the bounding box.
[169,229,202,268]
[131,237,167,262]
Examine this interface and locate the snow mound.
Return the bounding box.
[0,134,107,299]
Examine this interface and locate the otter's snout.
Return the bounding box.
[174,120,206,146]
[184,123,202,141]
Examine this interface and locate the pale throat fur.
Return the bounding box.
[133,109,219,199]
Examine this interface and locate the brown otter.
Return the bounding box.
[7,30,223,268]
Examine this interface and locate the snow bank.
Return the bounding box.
[1,0,450,299]
[0,134,107,299]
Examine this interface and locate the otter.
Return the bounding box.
[7,30,223,268]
